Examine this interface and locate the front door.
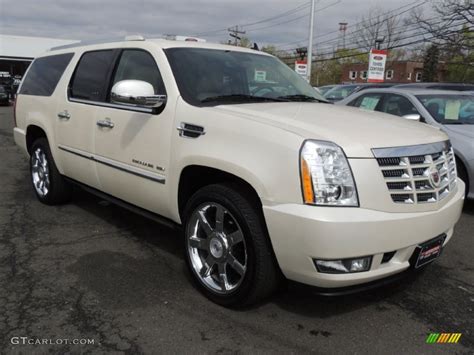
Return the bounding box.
[93,48,174,216]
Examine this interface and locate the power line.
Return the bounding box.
[279,24,467,62]
[275,0,427,50]
[309,16,459,54]
[193,1,311,36]
[276,11,467,57]
[245,0,341,33]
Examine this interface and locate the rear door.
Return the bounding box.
[56,49,119,188]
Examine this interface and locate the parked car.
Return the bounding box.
[316,84,338,96]
[13,37,464,306]
[323,83,396,102]
[394,83,474,91]
[0,85,9,105]
[337,88,473,199]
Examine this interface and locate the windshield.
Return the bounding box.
[323,85,359,101]
[164,48,327,106]
[416,94,474,125]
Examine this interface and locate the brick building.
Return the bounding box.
[341,61,447,84]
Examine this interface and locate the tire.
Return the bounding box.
[30,138,72,205]
[183,183,280,307]
[456,158,469,198]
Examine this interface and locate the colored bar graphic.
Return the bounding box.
[426,333,462,344]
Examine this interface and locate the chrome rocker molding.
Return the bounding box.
[58,145,166,184]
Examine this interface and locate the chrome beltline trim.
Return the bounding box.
[372,141,451,158]
[58,145,166,184]
[69,98,153,114]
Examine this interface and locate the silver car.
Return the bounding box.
[338,88,474,199]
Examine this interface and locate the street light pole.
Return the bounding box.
[307,0,315,83]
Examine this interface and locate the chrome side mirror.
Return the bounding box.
[110,80,166,108]
[402,113,421,121]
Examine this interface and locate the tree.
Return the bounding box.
[412,0,474,82]
[413,0,473,51]
[352,8,402,53]
[311,48,368,86]
[422,45,440,82]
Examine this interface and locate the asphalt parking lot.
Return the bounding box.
[0,105,473,354]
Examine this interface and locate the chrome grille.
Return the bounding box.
[373,141,457,204]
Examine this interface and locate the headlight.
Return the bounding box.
[300,140,359,206]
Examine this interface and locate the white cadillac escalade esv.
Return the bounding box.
[13,36,465,306]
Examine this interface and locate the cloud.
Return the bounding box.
[0,0,422,49]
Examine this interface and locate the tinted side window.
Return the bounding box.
[19,53,73,96]
[350,93,383,111]
[111,50,166,96]
[378,95,418,116]
[70,50,117,101]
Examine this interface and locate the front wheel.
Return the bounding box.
[183,183,280,307]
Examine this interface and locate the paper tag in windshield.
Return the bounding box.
[254,70,267,82]
[445,100,461,120]
[360,96,380,111]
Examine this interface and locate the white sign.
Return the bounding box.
[294,60,308,78]
[367,49,387,83]
[254,70,267,82]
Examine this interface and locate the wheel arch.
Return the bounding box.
[177,164,264,222]
[26,125,49,155]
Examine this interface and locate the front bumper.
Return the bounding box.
[263,180,465,288]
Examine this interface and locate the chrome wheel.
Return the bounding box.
[186,203,247,294]
[31,147,50,197]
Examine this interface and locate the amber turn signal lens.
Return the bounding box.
[301,158,314,203]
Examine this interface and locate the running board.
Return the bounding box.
[65,177,179,230]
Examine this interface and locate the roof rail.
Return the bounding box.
[49,35,146,51]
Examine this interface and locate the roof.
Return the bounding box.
[48,36,268,56]
[0,35,78,60]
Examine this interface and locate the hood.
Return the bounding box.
[212,102,448,158]
[443,124,474,139]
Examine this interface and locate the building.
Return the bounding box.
[0,35,78,78]
[341,61,447,84]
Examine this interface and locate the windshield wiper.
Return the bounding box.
[277,94,329,103]
[200,94,286,104]
[442,121,465,125]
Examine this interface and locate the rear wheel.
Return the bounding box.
[183,183,279,307]
[30,138,72,205]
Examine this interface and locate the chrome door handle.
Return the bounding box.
[57,111,71,120]
[177,122,206,138]
[96,119,115,129]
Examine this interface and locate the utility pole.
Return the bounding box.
[339,22,348,49]
[307,0,316,83]
[228,25,246,46]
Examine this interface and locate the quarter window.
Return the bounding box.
[19,53,74,96]
[111,50,166,96]
[70,50,117,102]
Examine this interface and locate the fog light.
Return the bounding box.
[314,257,372,274]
